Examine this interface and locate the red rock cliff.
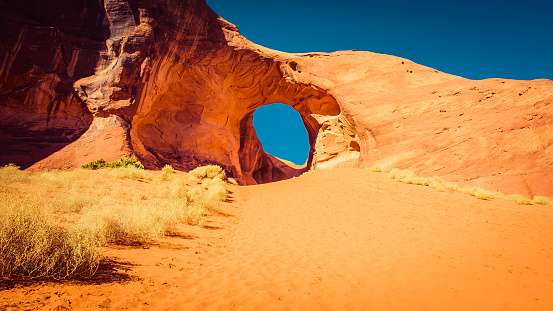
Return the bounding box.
[1,0,552,197]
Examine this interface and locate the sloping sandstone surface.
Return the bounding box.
[0,0,552,196]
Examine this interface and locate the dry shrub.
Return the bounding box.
[202,177,228,202]
[32,170,76,189]
[507,194,533,205]
[369,166,382,172]
[1,166,213,281]
[0,164,30,184]
[187,165,225,183]
[428,176,447,190]
[532,196,552,205]
[445,182,461,192]
[51,190,98,214]
[0,196,99,279]
[187,187,205,203]
[173,197,206,226]
[388,168,410,181]
[79,201,172,245]
[166,178,189,199]
[158,184,206,226]
[78,176,208,244]
[110,166,152,180]
[227,177,239,185]
[460,187,496,200]
[388,168,429,186]
[160,164,177,181]
[387,167,553,205]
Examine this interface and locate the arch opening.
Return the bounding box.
[252,103,310,166]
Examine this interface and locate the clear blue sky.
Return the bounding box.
[253,104,310,165]
[208,0,553,164]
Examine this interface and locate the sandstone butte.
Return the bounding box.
[0,0,552,197]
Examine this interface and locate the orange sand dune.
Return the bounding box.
[1,168,552,310]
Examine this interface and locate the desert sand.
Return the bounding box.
[1,168,551,310]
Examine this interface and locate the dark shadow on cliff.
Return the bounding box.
[0,114,93,170]
[0,0,108,169]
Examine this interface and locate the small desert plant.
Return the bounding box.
[369,166,382,172]
[532,196,552,205]
[170,197,206,226]
[388,168,429,186]
[202,177,228,201]
[428,176,447,190]
[81,158,144,170]
[77,175,208,244]
[0,196,100,279]
[32,170,76,189]
[110,166,152,180]
[155,178,186,199]
[0,164,30,184]
[388,167,553,205]
[80,158,107,170]
[445,182,461,192]
[300,170,315,177]
[167,178,189,199]
[79,201,172,245]
[187,165,226,183]
[227,177,238,185]
[50,190,98,214]
[160,164,177,181]
[507,194,533,205]
[460,187,496,200]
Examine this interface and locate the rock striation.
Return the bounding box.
[1,0,552,197]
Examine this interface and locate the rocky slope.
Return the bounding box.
[0,0,552,196]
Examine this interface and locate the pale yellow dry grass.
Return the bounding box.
[389,168,429,186]
[0,194,99,280]
[506,194,533,205]
[0,163,30,183]
[0,164,215,279]
[532,196,553,205]
[159,164,177,181]
[368,166,382,172]
[202,177,228,202]
[387,168,550,205]
[459,187,497,200]
[109,166,153,180]
[187,165,225,183]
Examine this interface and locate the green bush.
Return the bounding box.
[81,158,144,170]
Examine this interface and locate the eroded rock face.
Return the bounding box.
[1,0,552,197]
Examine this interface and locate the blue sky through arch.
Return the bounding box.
[253,103,310,166]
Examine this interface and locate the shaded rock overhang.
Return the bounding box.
[0,0,552,197]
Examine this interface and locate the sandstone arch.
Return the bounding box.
[128,46,355,183]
